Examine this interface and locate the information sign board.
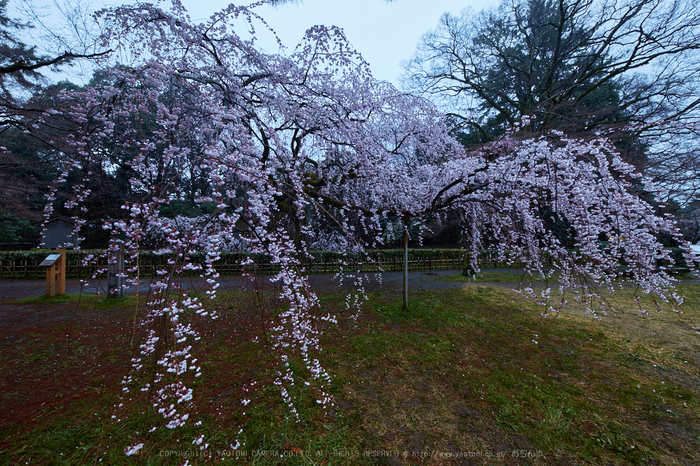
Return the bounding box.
[39,254,63,267]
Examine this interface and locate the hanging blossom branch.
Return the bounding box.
[40,2,403,454]
[42,0,695,458]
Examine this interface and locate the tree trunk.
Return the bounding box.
[462,245,474,276]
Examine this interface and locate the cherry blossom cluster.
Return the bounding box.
[41,0,693,457]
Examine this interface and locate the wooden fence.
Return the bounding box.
[6,248,693,280]
[0,249,476,279]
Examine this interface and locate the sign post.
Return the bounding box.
[39,248,66,297]
[45,260,56,297]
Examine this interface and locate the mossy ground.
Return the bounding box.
[1,272,699,465]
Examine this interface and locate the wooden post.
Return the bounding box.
[46,264,56,297]
[56,248,66,295]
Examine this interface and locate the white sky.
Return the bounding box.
[177,0,499,86]
[17,0,497,86]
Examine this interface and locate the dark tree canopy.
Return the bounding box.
[404,0,700,143]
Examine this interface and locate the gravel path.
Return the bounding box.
[0,269,470,301]
[3,267,696,301]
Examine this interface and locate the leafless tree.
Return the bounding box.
[405,0,700,135]
[0,0,110,126]
[404,0,700,207]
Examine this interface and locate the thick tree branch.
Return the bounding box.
[0,50,112,74]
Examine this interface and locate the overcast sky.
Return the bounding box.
[176,0,499,86]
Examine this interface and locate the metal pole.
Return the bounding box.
[403,227,408,310]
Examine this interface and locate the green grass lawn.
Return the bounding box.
[2,277,699,465]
